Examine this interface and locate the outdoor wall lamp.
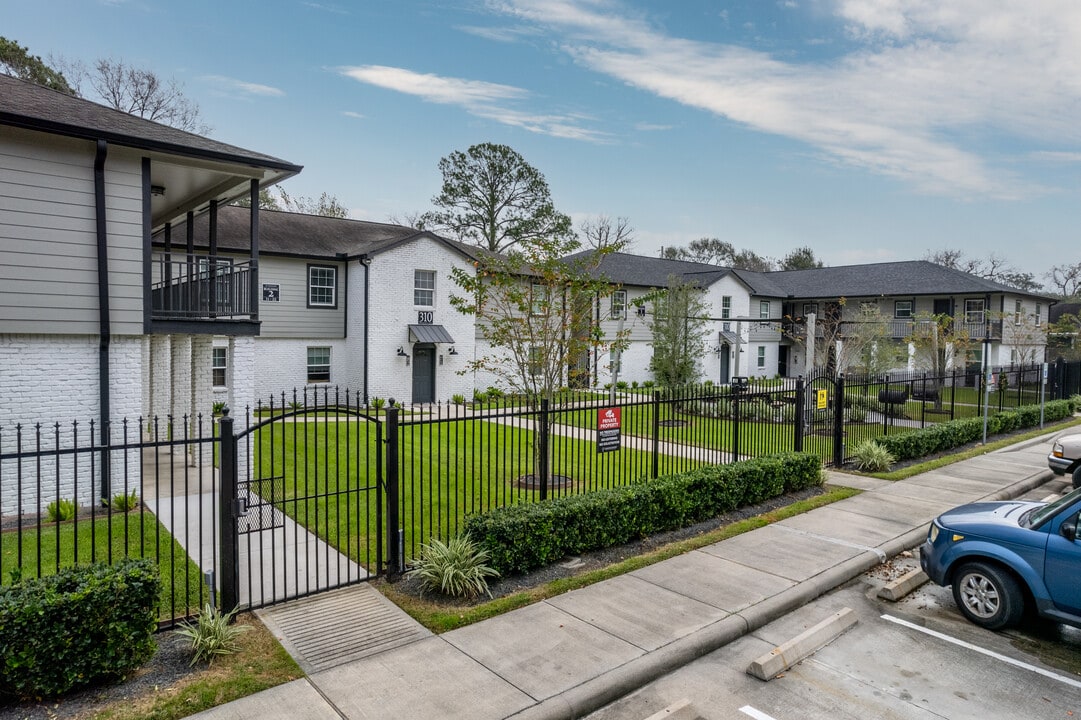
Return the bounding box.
[447,346,458,355]
[150,184,166,197]
[396,346,407,357]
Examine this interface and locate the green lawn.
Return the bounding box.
[251,415,703,563]
[1,510,208,621]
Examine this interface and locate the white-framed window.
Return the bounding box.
[414,270,435,306]
[308,265,337,308]
[611,290,627,320]
[756,346,766,368]
[964,298,985,324]
[1014,299,1023,325]
[212,347,227,388]
[894,301,912,318]
[802,302,819,317]
[307,346,331,383]
[1035,303,1042,325]
[531,283,548,316]
[759,300,770,319]
[722,295,732,331]
[528,345,543,376]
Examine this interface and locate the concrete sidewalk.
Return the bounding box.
[188,430,1072,720]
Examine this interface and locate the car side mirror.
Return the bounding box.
[1062,520,1078,543]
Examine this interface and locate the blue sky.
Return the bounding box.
[5,0,1080,276]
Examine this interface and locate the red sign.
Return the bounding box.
[597,407,621,453]
[598,407,621,430]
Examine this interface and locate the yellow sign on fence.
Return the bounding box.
[816,389,828,410]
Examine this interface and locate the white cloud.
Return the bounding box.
[493,0,1081,198]
[341,111,365,119]
[204,75,285,98]
[339,65,610,142]
[635,122,673,131]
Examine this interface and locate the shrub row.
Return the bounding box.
[0,558,160,699]
[876,399,1076,462]
[464,453,822,576]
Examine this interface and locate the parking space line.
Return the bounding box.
[881,614,1081,690]
[739,706,779,720]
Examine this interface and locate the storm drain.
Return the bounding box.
[256,584,431,674]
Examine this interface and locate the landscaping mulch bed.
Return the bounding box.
[388,485,828,606]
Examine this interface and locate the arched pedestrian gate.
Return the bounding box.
[217,400,385,611]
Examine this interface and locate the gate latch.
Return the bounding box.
[232,496,248,519]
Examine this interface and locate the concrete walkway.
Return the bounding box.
[187,429,1072,720]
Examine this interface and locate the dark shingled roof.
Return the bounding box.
[163,204,486,262]
[749,260,1052,300]
[0,73,301,172]
[564,250,738,289]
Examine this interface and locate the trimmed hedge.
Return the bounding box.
[464,452,822,576]
[876,399,1076,462]
[0,558,160,699]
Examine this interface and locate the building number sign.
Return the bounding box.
[418,311,434,324]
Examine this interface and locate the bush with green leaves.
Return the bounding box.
[877,400,1074,461]
[850,440,895,472]
[45,498,77,522]
[108,489,140,512]
[465,453,822,576]
[407,534,500,599]
[0,558,160,699]
[174,604,250,666]
[451,393,466,405]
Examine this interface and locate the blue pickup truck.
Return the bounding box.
[921,486,1081,630]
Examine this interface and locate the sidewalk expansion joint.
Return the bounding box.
[773,524,887,562]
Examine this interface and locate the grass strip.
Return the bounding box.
[88,614,301,720]
[376,485,860,634]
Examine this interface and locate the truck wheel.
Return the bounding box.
[952,562,1024,630]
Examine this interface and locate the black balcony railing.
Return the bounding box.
[150,253,253,321]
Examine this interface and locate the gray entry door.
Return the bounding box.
[720,344,731,384]
[412,344,436,403]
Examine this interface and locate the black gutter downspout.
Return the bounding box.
[96,141,112,503]
[337,253,349,338]
[359,254,371,404]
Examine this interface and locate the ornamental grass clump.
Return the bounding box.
[408,534,500,599]
[851,439,896,472]
[174,604,250,666]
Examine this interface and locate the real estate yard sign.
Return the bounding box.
[597,407,621,453]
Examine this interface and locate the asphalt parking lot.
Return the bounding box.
[586,476,1081,720]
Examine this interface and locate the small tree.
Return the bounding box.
[449,237,627,405]
[997,311,1048,365]
[906,312,973,408]
[835,305,897,377]
[646,275,710,387]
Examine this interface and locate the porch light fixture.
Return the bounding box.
[396,346,408,357]
[150,184,166,197]
[448,346,458,355]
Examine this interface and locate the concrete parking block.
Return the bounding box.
[547,574,728,651]
[747,607,858,681]
[312,636,534,720]
[632,551,795,612]
[878,568,930,601]
[444,601,644,701]
[699,523,862,582]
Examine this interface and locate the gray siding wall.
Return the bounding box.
[0,128,144,335]
[257,255,345,338]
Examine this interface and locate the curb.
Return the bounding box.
[507,472,1045,720]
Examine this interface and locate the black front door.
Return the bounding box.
[412,344,436,403]
[933,298,951,316]
[720,344,731,384]
[778,346,789,377]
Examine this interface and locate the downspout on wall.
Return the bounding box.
[95,140,111,503]
[359,254,371,404]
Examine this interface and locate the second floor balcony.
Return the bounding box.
[149,252,257,332]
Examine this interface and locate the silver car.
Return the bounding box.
[1049,434,1081,488]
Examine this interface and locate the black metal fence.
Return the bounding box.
[3,360,1078,625]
